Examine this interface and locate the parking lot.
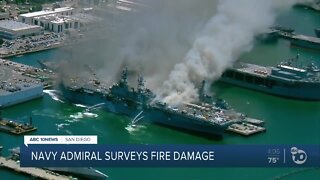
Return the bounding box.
[0,32,67,58]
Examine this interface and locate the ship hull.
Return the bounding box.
[219,75,320,101]
[256,31,279,43]
[61,85,226,137]
[45,167,108,179]
[145,107,226,137]
[290,38,320,50]
[60,86,137,116]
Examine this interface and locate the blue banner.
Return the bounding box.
[20,145,320,167]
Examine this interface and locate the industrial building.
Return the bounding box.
[17,7,100,33]
[115,0,148,12]
[29,12,100,33]
[18,7,74,25]
[0,20,42,39]
[78,0,105,6]
[0,12,9,20]
[33,14,80,33]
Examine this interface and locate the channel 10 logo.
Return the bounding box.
[290,147,307,165]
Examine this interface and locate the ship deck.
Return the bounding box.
[293,34,320,43]
[63,73,110,94]
[233,63,272,77]
[230,61,320,83]
[278,31,320,44]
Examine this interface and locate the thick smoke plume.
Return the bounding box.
[156,0,313,105]
[61,0,311,105]
[61,0,218,88]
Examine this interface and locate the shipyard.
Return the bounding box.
[0,0,320,179]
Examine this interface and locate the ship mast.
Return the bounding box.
[120,67,128,87]
[199,80,206,101]
[137,75,145,110]
[295,54,300,68]
[137,75,145,93]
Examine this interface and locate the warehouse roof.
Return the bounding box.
[19,7,74,18]
[0,20,40,31]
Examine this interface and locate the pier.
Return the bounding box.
[227,123,266,136]
[0,156,70,180]
[0,118,37,135]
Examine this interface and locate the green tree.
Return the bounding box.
[30,4,42,12]
[29,0,63,4]
[15,0,26,4]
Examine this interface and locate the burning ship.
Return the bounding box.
[60,67,262,137]
[219,56,320,100]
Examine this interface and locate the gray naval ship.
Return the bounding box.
[277,30,320,51]
[61,68,255,137]
[219,56,320,100]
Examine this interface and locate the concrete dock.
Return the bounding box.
[0,157,70,180]
[227,123,266,136]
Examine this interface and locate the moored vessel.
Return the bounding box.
[219,56,320,100]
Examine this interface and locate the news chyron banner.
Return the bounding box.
[20,135,320,167]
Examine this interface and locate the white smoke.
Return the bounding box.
[157,0,313,105]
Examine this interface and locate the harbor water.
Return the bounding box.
[1,6,320,179]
